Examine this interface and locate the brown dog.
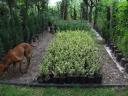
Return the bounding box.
[0,43,33,75]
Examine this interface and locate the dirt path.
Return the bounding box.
[93,28,128,84]
[0,31,54,83]
[101,46,128,84]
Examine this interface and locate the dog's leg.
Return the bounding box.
[19,61,22,73]
[24,46,32,73]
[25,51,32,71]
[13,62,16,73]
[19,61,25,74]
[26,57,31,71]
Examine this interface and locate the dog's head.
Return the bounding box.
[0,63,9,76]
[0,64,5,76]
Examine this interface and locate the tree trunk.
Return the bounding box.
[23,0,29,42]
[73,7,77,20]
[106,6,112,40]
[64,3,67,20]
[83,0,89,20]
[94,6,98,27]
[36,1,40,15]
[89,6,93,23]
[61,0,68,20]
[85,5,89,20]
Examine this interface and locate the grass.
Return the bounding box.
[0,85,128,96]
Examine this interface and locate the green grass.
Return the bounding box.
[0,85,128,96]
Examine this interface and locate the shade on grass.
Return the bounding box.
[0,85,128,96]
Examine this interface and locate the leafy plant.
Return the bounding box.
[40,31,102,78]
[54,20,91,31]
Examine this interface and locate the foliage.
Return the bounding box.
[54,20,91,31]
[115,1,128,56]
[40,31,102,77]
[0,0,49,56]
[96,0,128,57]
[57,0,82,20]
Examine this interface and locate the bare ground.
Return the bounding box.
[93,28,128,84]
[0,31,54,83]
[101,46,128,84]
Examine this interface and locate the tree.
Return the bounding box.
[82,0,99,23]
[60,0,68,20]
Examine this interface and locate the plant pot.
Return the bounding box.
[45,78,53,83]
[116,53,123,62]
[94,75,102,83]
[49,73,54,79]
[111,45,118,53]
[37,76,43,83]
[109,42,115,50]
[52,77,59,83]
[72,76,79,83]
[35,34,39,40]
[104,38,108,43]
[58,77,65,84]
[79,77,86,84]
[32,37,36,42]
[125,63,128,73]
[37,74,102,84]
[28,37,32,43]
[65,76,75,84]
[114,50,121,57]
[75,77,80,83]
[37,76,51,83]
[120,58,128,67]
[65,77,71,84]
[106,40,110,47]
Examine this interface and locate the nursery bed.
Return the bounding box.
[0,29,128,85]
[39,31,103,84]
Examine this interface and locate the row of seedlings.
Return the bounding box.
[38,31,103,84]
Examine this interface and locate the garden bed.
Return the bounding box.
[39,31,103,84]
